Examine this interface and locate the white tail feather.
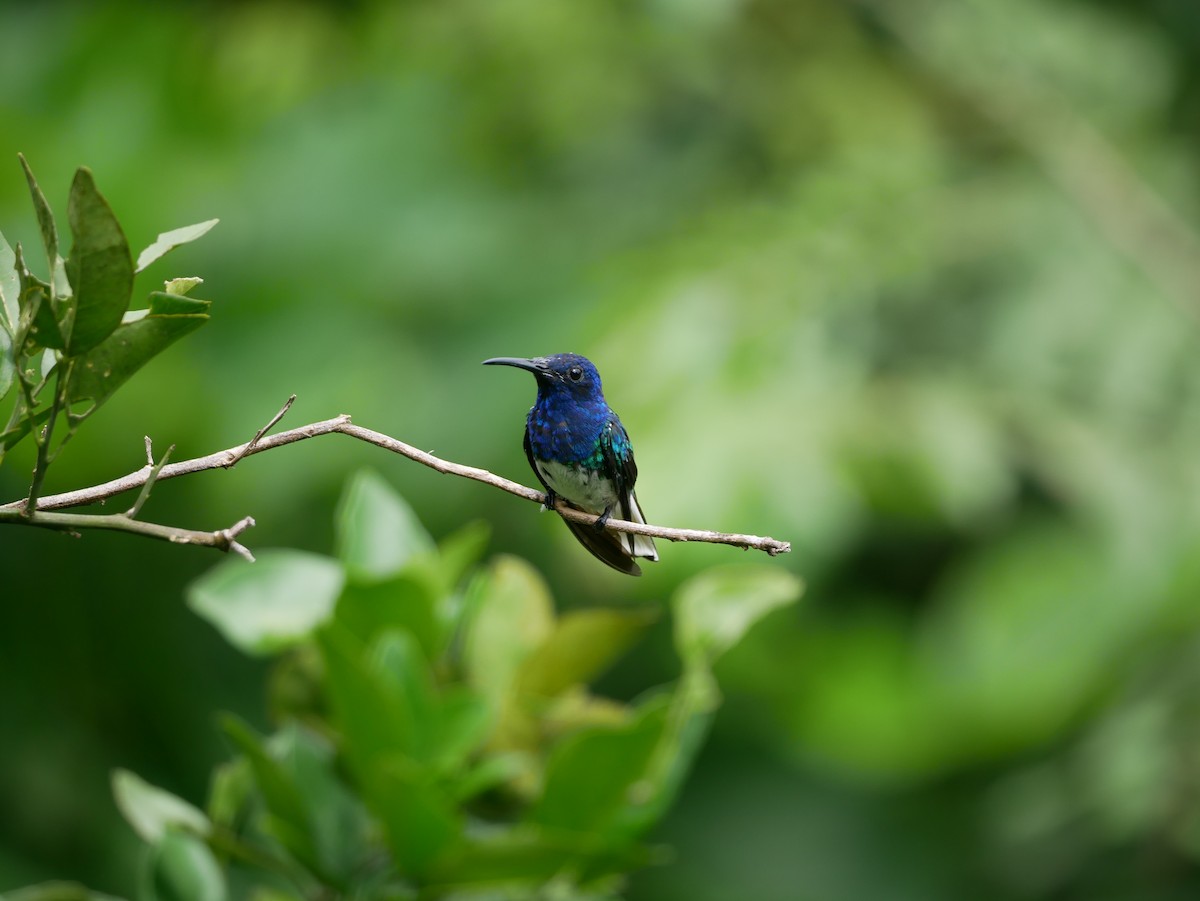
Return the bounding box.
[628,493,659,561]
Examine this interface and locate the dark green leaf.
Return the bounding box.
[187,550,344,656]
[336,469,435,580]
[0,405,52,452]
[517,608,657,700]
[18,154,58,280]
[673,565,803,669]
[220,717,370,883]
[112,769,210,845]
[367,756,462,878]
[317,626,464,875]
[135,219,219,273]
[66,291,209,414]
[220,715,318,871]
[531,697,670,841]
[64,167,133,354]
[319,626,421,771]
[15,242,63,350]
[143,830,226,901]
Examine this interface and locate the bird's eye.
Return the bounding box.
[568,366,583,382]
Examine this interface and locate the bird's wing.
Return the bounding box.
[523,425,551,495]
[600,418,645,556]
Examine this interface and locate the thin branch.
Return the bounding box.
[0,400,792,558]
[0,507,256,560]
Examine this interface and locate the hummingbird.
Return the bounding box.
[483,353,659,576]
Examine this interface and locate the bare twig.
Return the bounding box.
[127,444,174,519]
[0,399,792,558]
[222,394,295,468]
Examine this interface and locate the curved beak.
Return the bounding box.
[482,356,547,374]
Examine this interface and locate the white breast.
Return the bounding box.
[535,459,617,514]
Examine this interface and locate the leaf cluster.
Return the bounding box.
[0,156,216,477]
[14,471,799,901]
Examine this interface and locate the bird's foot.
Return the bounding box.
[541,489,558,513]
[593,505,613,532]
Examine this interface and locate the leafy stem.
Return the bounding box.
[22,357,68,517]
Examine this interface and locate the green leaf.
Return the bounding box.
[143,830,226,901]
[206,758,253,832]
[335,571,441,660]
[0,230,19,334]
[3,882,128,901]
[220,716,315,867]
[135,219,219,273]
[221,717,370,882]
[425,828,662,890]
[319,627,436,769]
[435,520,492,591]
[335,468,435,580]
[432,688,492,775]
[531,697,671,840]
[672,565,804,669]
[187,550,344,656]
[66,291,210,413]
[15,242,63,350]
[0,308,12,402]
[368,756,462,878]
[463,555,555,715]
[112,769,210,845]
[64,167,133,354]
[517,608,657,700]
[18,154,58,280]
[317,626,465,875]
[0,405,52,452]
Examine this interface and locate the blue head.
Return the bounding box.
[482,353,608,408]
[484,353,615,462]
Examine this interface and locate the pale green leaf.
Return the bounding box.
[111,769,210,845]
[673,565,803,668]
[463,555,555,712]
[144,830,226,901]
[135,219,219,273]
[336,468,435,580]
[187,550,344,655]
[164,276,203,296]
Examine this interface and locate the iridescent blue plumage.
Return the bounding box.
[483,353,658,576]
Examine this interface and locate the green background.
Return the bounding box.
[3,0,1200,897]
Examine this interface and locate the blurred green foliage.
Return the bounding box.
[3,0,1200,898]
[13,472,800,899]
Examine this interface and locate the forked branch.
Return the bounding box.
[0,396,792,559]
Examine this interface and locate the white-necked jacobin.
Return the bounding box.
[483,353,659,576]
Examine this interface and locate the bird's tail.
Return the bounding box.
[559,490,659,577]
[626,492,659,561]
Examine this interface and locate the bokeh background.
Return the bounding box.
[3,0,1200,897]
